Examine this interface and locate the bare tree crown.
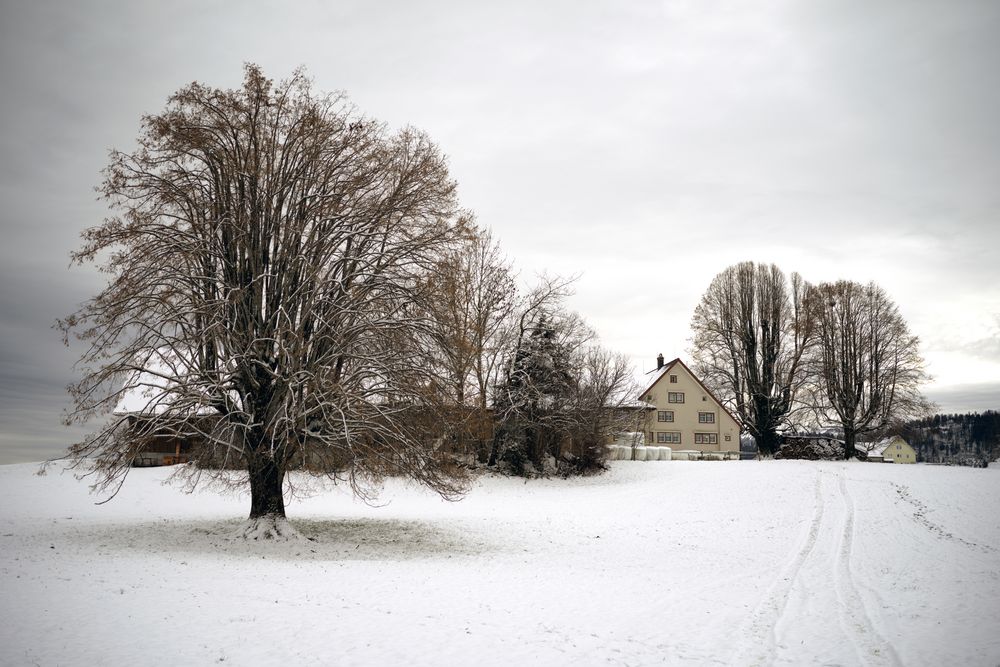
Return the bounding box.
[690,261,815,455]
[811,280,930,457]
[60,65,471,512]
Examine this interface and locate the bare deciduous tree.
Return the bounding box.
[420,226,516,460]
[690,261,815,456]
[565,345,639,468]
[811,280,931,459]
[58,65,471,537]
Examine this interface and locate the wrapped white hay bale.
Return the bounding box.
[633,447,646,462]
[672,451,688,461]
[661,447,672,461]
[651,447,665,461]
[615,445,630,460]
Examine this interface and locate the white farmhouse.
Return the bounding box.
[639,355,741,456]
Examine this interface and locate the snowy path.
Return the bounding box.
[732,466,903,666]
[1,461,998,665]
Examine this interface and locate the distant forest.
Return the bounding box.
[900,411,1000,466]
[750,411,1000,465]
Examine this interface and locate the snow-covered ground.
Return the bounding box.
[1,460,997,666]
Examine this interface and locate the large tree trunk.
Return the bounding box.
[248,454,286,519]
[756,429,781,457]
[235,450,301,541]
[843,428,857,460]
[243,380,290,525]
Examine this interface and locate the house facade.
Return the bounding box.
[639,356,741,454]
[867,435,917,463]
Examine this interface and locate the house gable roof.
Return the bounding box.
[638,357,740,427]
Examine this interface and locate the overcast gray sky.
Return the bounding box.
[2,0,999,464]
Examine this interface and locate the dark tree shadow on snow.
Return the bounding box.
[56,516,503,561]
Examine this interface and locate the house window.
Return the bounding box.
[645,394,654,401]
[669,375,678,383]
[695,433,718,445]
[702,396,707,402]
[668,392,684,403]
[657,432,681,444]
[698,412,715,424]
[657,410,674,422]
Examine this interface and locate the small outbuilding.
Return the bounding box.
[862,435,917,464]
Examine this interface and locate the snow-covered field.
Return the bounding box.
[1,460,997,666]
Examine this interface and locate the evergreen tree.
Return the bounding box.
[491,314,574,474]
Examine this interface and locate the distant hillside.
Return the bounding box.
[901,411,1000,466]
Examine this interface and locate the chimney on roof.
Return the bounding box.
[656,353,664,370]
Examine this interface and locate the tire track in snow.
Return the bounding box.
[732,468,903,666]
[834,470,902,667]
[729,470,825,666]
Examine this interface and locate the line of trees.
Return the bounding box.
[419,230,637,476]
[60,65,635,536]
[690,261,930,459]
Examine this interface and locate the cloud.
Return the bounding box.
[924,383,1000,415]
[1,0,999,462]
